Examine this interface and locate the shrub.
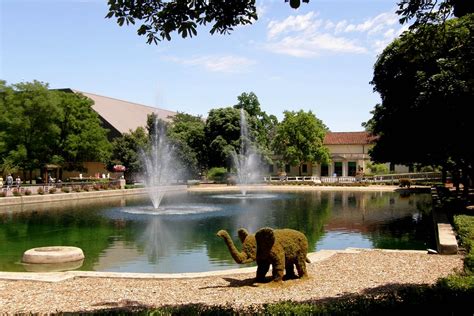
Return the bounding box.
[37,187,45,195]
[0,191,6,197]
[24,189,32,196]
[399,178,412,188]
[207,167,227,183]
[82,185,90,192]
[49,187,56,194]
[61,187,71,193]
[12,188,21,196]
[93,184,101,191]
[73,186,81,192]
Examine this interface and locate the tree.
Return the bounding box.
[397,0,474,27]
[204,107,241,168]
[106,0,310,44]
[55,91,111,175]
[0,81,62,179]
[272,110,330,176]
[167,112,207,178]
[366,14,474,189]
[111,127,148,182]
[233,92,278,155]
[0,81,112,180]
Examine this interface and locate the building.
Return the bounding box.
[270,131,375,178]
[57,89,177,180]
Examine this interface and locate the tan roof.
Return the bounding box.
[324,131,375,145]
[74,90,176,134]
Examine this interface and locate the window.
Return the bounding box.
[334,162,343,176]
[348,161,357,177]
[321,164,329,176]
[302,164,308,174]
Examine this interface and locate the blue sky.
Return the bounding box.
[1,0,407,131]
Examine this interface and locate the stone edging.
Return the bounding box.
[0,248,427,283]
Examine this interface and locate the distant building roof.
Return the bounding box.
[324,131,375,145]
[71,90,176,136]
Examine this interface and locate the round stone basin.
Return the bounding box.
[22,246,85,264]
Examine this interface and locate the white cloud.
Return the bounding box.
[267,34,367,58]
[265,9,405,57]
[165,55,256,73]
[267,12,318,39]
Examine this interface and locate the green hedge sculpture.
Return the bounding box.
[217,227,310,282]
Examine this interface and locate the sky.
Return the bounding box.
[1,0,408,132]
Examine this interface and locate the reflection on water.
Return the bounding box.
[0,190,433,273]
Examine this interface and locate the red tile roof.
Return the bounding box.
[324,131,375,145]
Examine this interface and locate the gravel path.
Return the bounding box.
[0,249,463,314]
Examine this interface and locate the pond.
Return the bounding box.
[0,190,434,273]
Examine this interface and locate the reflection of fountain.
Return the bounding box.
[231,109,262,195]
[141,118,180,209]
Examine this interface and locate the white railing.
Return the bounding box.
[263,172,442,184]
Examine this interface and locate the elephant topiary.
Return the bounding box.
[217,227,310,282]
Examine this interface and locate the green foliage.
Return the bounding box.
[233,92,277,163]
[205,107,241,168]
[106,0,258,44]
[367,15,474,185]
[454,215,474,273]
[397,0,474,27]
[111,127,148,182]
[272,110,330,175]
[167,112,207,178]
[366,162,389,175]
[206,167,227,183]
[0,81,112,176]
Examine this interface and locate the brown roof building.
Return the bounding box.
[62,89,177,139]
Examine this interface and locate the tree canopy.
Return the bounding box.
[0,81,111,178]
[204,107,241,168]
[397,0,474,27]
[106,0,310,44]
[167,112,207,177]
[272,110,330,175]
[366,13,473,186]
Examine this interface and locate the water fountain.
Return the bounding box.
[230,109,262,196]
[141,118,182,209]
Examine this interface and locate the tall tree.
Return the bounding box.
[366,14,474,188]
[272,110,330,175]
[233,92,278,155]
[111,127,149,182]
[167,112,207,178]
[204,107,241,168]
[0,81,61,178]
[0,81,112,179]
[55,91,111,173]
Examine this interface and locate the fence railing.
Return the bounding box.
[263,172,442,184]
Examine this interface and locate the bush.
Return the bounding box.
[454,215,474,273]
[399,178,412,188]
[61,187,71,193]
[93,184,101,191]
[37,187,45,195]
[24,189,32,196]
[73,186,81,192]
[206,167,228,183]
[12,188,21,196]
[82,185,90,192]
[49,187,56,194]
[0,191,6,197]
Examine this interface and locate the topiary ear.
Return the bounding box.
[237,228,249,243]
[255,227,275,250]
